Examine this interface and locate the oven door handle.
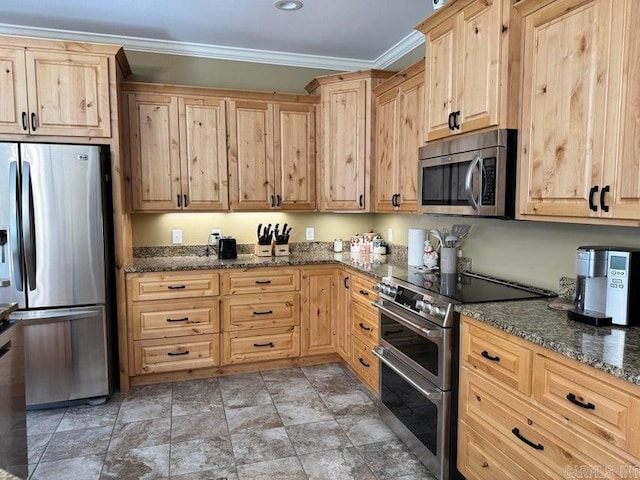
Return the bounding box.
[372,347,444,402]
[464,154,482,211]
[373,301,442,338]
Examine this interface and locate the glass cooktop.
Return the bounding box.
[395,269,557,304]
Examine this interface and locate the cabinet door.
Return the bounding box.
[274,103,316,210]
[25,50,110,137]
[374,88,399,212]
[320,79,368,210]
[301,268,335,356]
[335,270,351,362]
[228,100,275,210]
[606,3,640,220]
[518,0,612,218]
[425,16,457,142]
[0,48,29,135]
[396,73,423,212]
[128,93,182,211]
[457,0,501,133]
[178,97,229,211]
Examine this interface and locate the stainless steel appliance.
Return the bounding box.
[418,129,517,217]
[0,143,114,408]
[373,271,556,480]
[568,246,640,327]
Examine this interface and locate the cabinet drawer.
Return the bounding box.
[222,269,300,295]
[533,354,633,452]
[222,326,299,364]
[351,301,378,344]
[351,336,378,394]
[129,272,219,301]
[134,334,219,374]
[132,299,219,340]
[458,420,540,480]
[461,321,532,395]
[461,367,635,479]
[350,274,378,306]
[222,294,299,331]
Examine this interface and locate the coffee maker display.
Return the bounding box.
[568,246,640,327]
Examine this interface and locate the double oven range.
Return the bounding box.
[372,270,556,480]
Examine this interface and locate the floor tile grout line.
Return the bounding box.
[217,376,239,479]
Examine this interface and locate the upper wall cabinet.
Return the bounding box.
[306,70,395,212]
[0,41,120,137]
[373,61,425,213]
[125,86,228,212]
[416,0,520,142]
[228,99,316,211]
[517,0,640,224]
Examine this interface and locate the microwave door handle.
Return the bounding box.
[9,161,24,291]
[464,154,482,211]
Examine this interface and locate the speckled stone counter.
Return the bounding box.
[459,299,640,386]
[124,252,640,387]
[0,303,18,322]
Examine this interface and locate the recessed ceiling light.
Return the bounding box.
[274,0,303,11]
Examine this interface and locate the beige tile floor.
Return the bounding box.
[26,363,437,480]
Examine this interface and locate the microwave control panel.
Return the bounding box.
[481,157,497,205]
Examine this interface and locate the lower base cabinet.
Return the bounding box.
[134,334,220,375]
[222,326,300,364]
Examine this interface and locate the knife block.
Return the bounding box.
[255,244,272,257]
[273,244,290,256]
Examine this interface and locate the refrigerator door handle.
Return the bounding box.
[21,161,36,291]
[9,161,24,292]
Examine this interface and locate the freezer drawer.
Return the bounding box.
[15,306,109,407]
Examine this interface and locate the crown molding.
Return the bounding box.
[0,23,422,71]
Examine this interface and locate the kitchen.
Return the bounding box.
[1,0,640,479]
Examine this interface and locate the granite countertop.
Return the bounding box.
[124,251,640,387]
[0,303,18,321]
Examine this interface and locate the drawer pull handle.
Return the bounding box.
[254,342,275,348]
[511,428,544,450]
[566,393,595,410]
[255,280,272,284]
[359,322,371,331]
[359,289,369,296]
[253,310,273,315]
[167,350,189,356]
[167,285,187,290]
[481,350,500,362]
[166,317,189,323]
[358,357,370,368]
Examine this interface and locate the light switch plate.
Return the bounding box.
[387,228,393,242]
[306,227,314,241]
[172,229,183,244]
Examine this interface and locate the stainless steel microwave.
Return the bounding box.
[418,129,517,217]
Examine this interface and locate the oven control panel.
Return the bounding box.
[374,280,451,326]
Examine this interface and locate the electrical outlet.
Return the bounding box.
[387,228,393,242]
[306,227,314,241]
[172,229,183,244]
[211,228,222,245]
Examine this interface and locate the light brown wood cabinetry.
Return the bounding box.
[0,46,112,137]
[306,70,395,211]
[228,100,316,211]
[126,271,221,377]
[335,269,351,361]
[416,0,519,142]
[125,87,228,212]
[458,315,640,479]
[221,268,300,364]
[348,272,379,394]
[373,62,424,212]
[517,0,640,225]
[301,267,337,356]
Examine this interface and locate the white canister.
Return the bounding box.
[408,229,426,266]
[333,239,343,253]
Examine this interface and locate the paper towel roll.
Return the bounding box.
[408,228,426,266]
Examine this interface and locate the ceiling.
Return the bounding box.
[0,0,434,70]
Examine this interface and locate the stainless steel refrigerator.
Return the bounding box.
[0,142,114,408]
